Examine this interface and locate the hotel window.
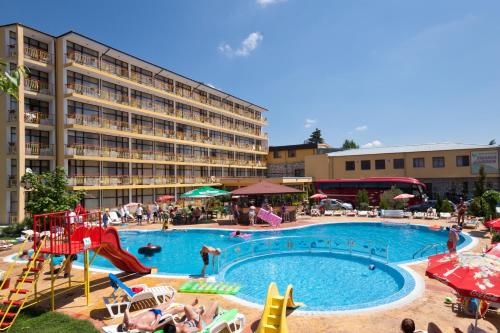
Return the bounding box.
[26,68,49,84]
[25,98,49,117]
[432,157,445,168]
[67,41,98,62]
[132,163,153,176]
[393,158,405,169]
[68,100,98,117]
[8,31,16,47]
[155,75,174,92]
[456,155,470,167]
[101,55,128,77]
[102,108,128,127]
[131,90,153,108]
[102,189,129,208]
[209,94,222,107]
[273,151,281,158]
[132,188,153,204]
[24,36,48,51]
[131,65,153,84]
[375,159,386,170]
[288,149,296,158]
[26,160,50,174]
[68,160,99,176]
[102,135,128,149]
[413,158,425,168]
[294,169,305,177]
[67,71,98,90]
[26,129,49,145]
[361,160,371,170]
[345,161,355,171]
[155,142,174,155]
[176,82,191,96]
[132,139,153,152]
[68,130,99,146]
[193,89,208,103]
[102,162,127,176]
[102,81,128,101]
[155,97,174,113]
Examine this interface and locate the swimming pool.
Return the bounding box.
[79,222,472,311]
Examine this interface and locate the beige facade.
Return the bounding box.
[1,23,268,224]
[305,144,500,197]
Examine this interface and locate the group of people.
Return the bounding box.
[401,318,465,333]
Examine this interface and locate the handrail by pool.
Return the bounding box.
[412,242,447,259]
[217,236,389,273]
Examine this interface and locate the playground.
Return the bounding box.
[0,212,499,332]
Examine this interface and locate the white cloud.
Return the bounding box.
[257,0,286,7]
[218,32,263,57]
[362,140,383,148]
[304,118,316,129]
[205,83,217,89]
[355,125,368,131]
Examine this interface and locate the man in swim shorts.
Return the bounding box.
[200,245,221,277]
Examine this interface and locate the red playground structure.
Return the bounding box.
[0,211,151,330]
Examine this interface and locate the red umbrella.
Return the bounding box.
[156,195,175,202]
[426,252,500,332]
[393,193,415,200]
[487,243,500,257]
[310,193,327,199]
[485,218,500,229]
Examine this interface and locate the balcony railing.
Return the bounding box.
[24,46,53,64]
[24,78,53,95]
[66,175,218,187]
[66,144,130,159]
[65,51,266,124]
[25,143,55,156]
[8,176,17,188]
[24,111,54,125]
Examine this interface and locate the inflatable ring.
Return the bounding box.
[138,245,162,256]
[429,224,441,230]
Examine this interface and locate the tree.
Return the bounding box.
[21,167,85,221]
[473,165,487,197]
[342,139,359,150]
[307,128,324,144]
[0,59,26,100]
[489,139,496,146]
[379,186,404,210]
[356,189,369,210]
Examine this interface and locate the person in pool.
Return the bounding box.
[200,245,221,277]
[447,225,460,253]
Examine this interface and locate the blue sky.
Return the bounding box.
[3,0,500,147]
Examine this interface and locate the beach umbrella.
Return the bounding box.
[310,193,328,199]
[393,193,415,200]
[485,218,500,229]
[426,252,500,332]
[156,195,175,202]
[487,243,500,257]
[125,202,141,208]
[181,186,230,199]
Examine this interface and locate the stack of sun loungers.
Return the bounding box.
[357,211,368,217]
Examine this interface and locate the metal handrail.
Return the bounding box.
[412,243,447,259]
[218,235,389,273]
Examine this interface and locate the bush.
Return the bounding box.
[435,194,443,212]
[482,190,500,219]
[492,232,500,244]
[379,186,404,210]
[440,200,454,213]
[356,189,369,210]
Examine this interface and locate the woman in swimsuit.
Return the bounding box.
[121,298,180,332]
[200,245,221,277]
[164,301,220,333]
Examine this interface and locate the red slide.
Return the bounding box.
[74,226,151,274]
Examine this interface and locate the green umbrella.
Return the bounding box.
[181,186,230,198]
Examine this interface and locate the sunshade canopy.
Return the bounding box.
[310,193,328,199]
[231,181,303,196]
[181,186,230,198]
[393,193,415,200]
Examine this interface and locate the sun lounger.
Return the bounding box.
[439,212,451,219]
[413,212,425,219]
[0,242,12,251]
[310,208,321,217]
[403,211,413,218]
[463,218,480,229]
[103,273,175,318]
[333,210,343,216]
[381,210,404,218]
[357,211,368,217]
[345,210,357,217]
[109,211,123,225]
[324,210,333,216]
[368,210,378,218]
[202,308,245,333]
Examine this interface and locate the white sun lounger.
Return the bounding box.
[345,210,357,217]
[413,212,425,219]
[333,210,343,216]
[439,212,452,219]
[463,218,480,229]
[357,211,368,217]
[109,211,123,225]
[324,210,333,216]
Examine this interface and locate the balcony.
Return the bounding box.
[24,111,54,125]
[65,51,266,125]
[25,143,55,156]
[66,83,267,139]
[66,144,130,159]
[24,78,53,95]
[24,46,53,65]
[68,175,131,186]
[8,176,17,188]
[131,123,154,136]
[130,150,155,160]
[67,113,130,132]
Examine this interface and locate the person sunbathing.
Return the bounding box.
[121,298,221,333]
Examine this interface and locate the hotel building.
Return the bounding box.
[0,23,268,225]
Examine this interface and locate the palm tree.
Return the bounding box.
[0,59,26,100]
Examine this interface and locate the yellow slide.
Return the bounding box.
[256,283,303,333]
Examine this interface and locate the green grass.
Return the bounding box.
[10,308,98,333]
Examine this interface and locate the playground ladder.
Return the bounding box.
[0,243,48,331]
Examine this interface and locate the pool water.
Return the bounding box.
[82,223,470,275]
[221,252,410,311]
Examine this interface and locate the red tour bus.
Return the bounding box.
[314,177,427,208]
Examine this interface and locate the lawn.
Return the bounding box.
[10,308,98,333]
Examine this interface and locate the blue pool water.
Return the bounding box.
[221,252,413,311]
[79,223,472,311]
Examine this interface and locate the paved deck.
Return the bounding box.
[1,216,499,332]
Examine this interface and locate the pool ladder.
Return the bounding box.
[412,243,447,259]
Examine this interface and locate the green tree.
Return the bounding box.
[473,165,487,197]
[21,167,85,220]
[435,193,443,213]
[379,186,404,210]
[342,139,359,150]
[482,190,500,219]
[440,200,453,213]
[356,189,370,210]
[307,128,324,144]
[0,59,26,100]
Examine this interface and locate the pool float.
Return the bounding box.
[138,244,162,256]
[429,224,441,230]
[230,231,252,239]
[179,280,241,295]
